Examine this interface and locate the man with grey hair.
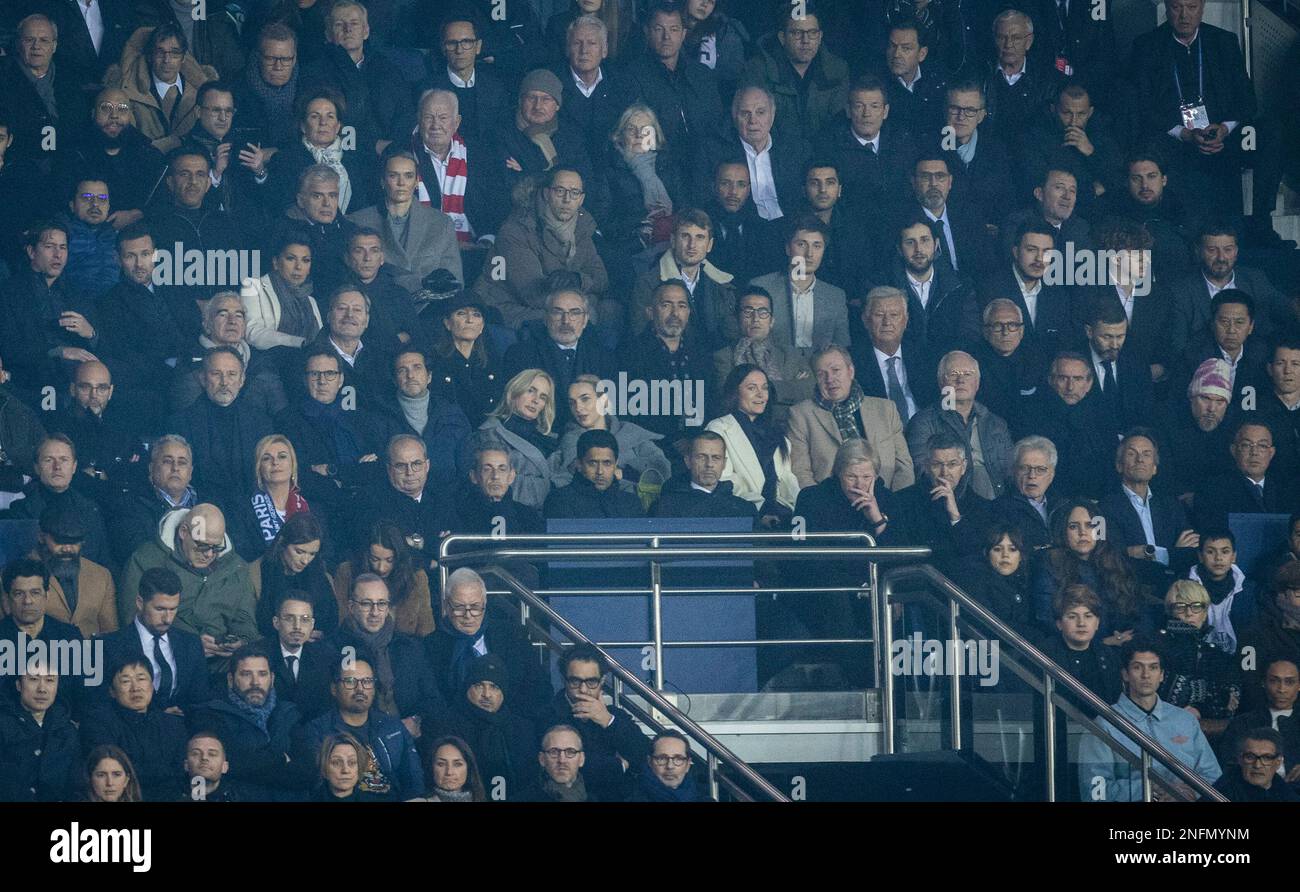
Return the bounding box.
[969,297,1040,426]
[355,434,458,568]
[852,286,937,423]
[555,15,638,167]
[904,350,1015,499]
[111,434,202,566]
[171,291,286,415]
[286,164,356,296]
[0,13,89,165]
[985,9,1060,144]
[426,566,551,721]
[709,85,807,222]
[990,435,1062,550]
[408,88,504,247]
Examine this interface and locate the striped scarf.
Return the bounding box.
[813,382,865,442]
[414,131,472,242]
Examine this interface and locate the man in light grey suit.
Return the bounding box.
[348,149,464,294]
[787,345,915,491]
[748,215,850,363]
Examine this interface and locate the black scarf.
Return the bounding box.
[505,414,557,458]
[269,271,319,340]
[734,410,782,508]
[300,397,362,465]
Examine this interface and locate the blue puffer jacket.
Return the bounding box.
[60,215,120,300]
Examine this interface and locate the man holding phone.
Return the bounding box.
[189,81,270,229]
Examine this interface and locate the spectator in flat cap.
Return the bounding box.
[29,505,117,637]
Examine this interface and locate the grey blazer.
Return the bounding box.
[348,203,464,294]
[748,272,851,360]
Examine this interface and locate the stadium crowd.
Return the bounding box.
[0,0,1297,802]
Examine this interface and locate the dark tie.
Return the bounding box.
[1251,480,1266,509]
[285,654,299,681]
[886,356,910,422]
[1102,361,1116,393]
[153,633,174,702]
[161,84,180,123]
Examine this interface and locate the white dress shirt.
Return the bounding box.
[907,270,933,310]
[281,644,303,679]
[447,67,476,88]
[1090,347,1117,392]
[853,131,881,153]
[571,66,603,98]
[1114,284,1135,322]
[744,137,783,221]
[1205,271,1237,300]
[791,278,816,349]
[154,75,184,105]
[1013,266,1042,325]
[1122,484,1169,564]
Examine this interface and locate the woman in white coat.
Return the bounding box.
[241,226,323,352]
[705,364,801,528]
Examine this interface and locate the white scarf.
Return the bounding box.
[306,137,352,213]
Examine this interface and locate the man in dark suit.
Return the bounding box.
[883,22,947,141]
[905,152,993,279]
[262,593,333,722]
[1194,419,1299,530]
[1019,0,1118,102]
[1079,298,1156,441]
[978,220,1075,358]
[1220,657,1300,779]
[418,15,508,148]
[1082,217,1172,374]
[1016,351,1116,500]
[940,80,1015,230]
[1171,289,1269,411]
[34,0,136,88]
[1020,82,1124,214]
[702,159,781,287]
[1128,0,1284,243]
[1099,430,1199,573]
[851,286,938,426]
[983,9,1061,147]
[0,13,90,166]
[552,12,639,176]
[1169,223,1289,358]
[708,85,810,224]
[813,75,915,219]
[999,167,1092,260]
[93,567,209,715]
[871,212,979,357]
[1254,336,1300,485]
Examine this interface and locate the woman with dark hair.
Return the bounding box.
[430,292,502,425]
[476,369,558,509]
[1031,499,1159,645]
[1157,580,1242,739]
[417,736,488,802]
[957,522,1033,637]
[550,374,671,491]
[332,521,435,636]
[243,226,322,354]
[705,364,799,528]
[251,512,337,638]
[431,655,535,798]
[683,0,750,98]
[314,732,366,802]
[84,745,143,803]
[266,86,377,214]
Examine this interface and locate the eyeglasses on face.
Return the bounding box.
[542,747,582,760]
[1169,603,1208,615]
[339,677,376,690]
[947,105,984,119]
[448,604,485,618]
[350,598,390,611]
[306,370,341,381]
[192,541,221,556]
[444,38,480,51]
[547,308,587,321]
[651,754,689,767]
[740,308,773,319]
[1241,752,1281,765]
[549,187,585,201]
[565,676,602,691]
[985,322,1023,334]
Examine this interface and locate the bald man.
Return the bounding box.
[119,503,258,661]
[48,361,141,500]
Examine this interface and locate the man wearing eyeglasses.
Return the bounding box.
[741,0,849,142]
[58,177,119,301]
[292,654,424,801]
[327,574,441,744]
[119,503,258,675]
[982,10,1059,147]
[474,167,608,332]
[419,16,507,149]
[355,434,459,567]
[505,284,614,428]
[425,567,551,722]
[107,21,217,154]
[230,23,300,151]
[938,80,1013,234]
[262,595,333,721]
[1213,728,1299,801]
[1221,657,1299,777]
[517,723,592,801]
[186,81,268,228]
[48,360,140,506]
[539,644,651,802]
[712,287,812,427]
[627,729,708,802]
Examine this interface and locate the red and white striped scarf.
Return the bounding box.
[414,131,472,242]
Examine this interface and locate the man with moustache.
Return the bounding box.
[631,211,736,352]
[1103,152,1195,284]
[625,281,713,441]
[871,213,978,356]
[59,177,120,300]
[978,221,1075,358]
[1154,359,1237,507]
[188,643,308,800]
[702,160,774,286]
[59,88,166,228]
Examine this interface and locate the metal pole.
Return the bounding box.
[948,599,962,752]
[1141,751,1153,802]
[1242,0,1252,79]
[868,562,881,690]
[707,753,720,801]
[1042,673,1057,803]
[879,567,896,754]
[650,537,665,692]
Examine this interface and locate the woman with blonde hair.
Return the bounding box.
[474,369,557,509]
[1158,579,1242,738]
[232,434,312,560]
[315,732,368,802]
[604,103,682,255]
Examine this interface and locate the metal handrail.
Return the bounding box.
[878,565,1228,802]
[466,562,792,802]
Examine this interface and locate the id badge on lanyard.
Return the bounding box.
[1174,40,1208,130]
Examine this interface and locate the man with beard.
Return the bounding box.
[545,430,645,520]
[48,361,140,504]
[347,151,463,295]
[904,153,991,278]
[328,575,441,744]
[3,435,111,569]
[505,284,615,426]
[165,347,273,509]
[95,567,209,715]
[59,177,120,300]
[291,656,423,801]
[872,213,978,357]
[383,349,471,486]
[432,653,536,796]
[624,281,713,441]
[265,594,333,721]
[474,167,608,332]
[1154,359,1237,507]
[283,165,357,298]
[0,221,99,406]
[630,211,735,351]
[109,435,200,568]
[654,431,756,520]
[1103,152,1195,285]
[1169,222,1289,360]
[187,643,308,800]
[79,656,189,799]
[702,160,775,286]
[712,287,813,426]
[998,167,1092,259]
[1078,300,1155,440]
[146,146,245,339]
[1015,352,1114,499]
[28,504,117,639]
[797,161,872,300]
[59,88,166,233]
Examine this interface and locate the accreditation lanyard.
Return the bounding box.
[1172,38,1204,103]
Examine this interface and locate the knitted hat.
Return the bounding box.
[519,68,563,105]
[1187,358,1232,401]
[465,654,510,694]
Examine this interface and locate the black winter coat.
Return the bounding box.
[79,701,188,801]
[541,689,652,803]
[326,625,443,727]
[0,696,81,802]
[654,476,756,521]
[545,475,645,520]
[433,699,536,795]
[186,695,310,798]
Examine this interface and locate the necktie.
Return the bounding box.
[886,356,910,422]
[161,84,180,123]
[286,654,299,680]
[1058,0,1069,29]
[1103,361,1116,394]
[1251,481,1266,509]
[153,633,174,702]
